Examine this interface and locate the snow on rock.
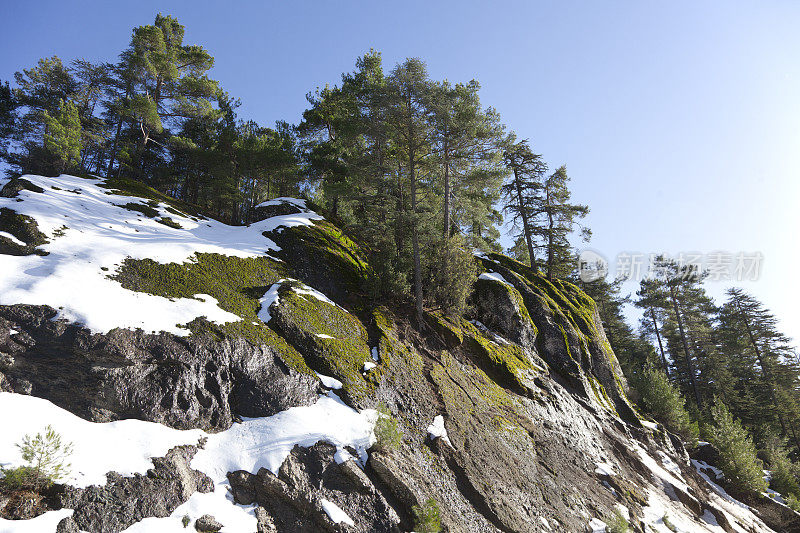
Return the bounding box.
[594,460,617,477]
[191,392,377,479]
[254,197,309,210]
[371,346,379,362]
[478,271,513,287]
[0,509,74,533]
[1,388,377,532]
[588,517,607,532]
[316,373,343,390]
[320,498,355,527]
[0,392,203,489]
[0,175,321,336]
[0,230,25,246]
[257,280,285,323]
[427,415,452,447]
[120,485,257,533]
[291,283,340,308]
[363,361,377,372]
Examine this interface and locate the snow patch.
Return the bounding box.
[363,361,377,372]
[0,231,25,246]
[427,415,452,447]
[257,280,285,323]
[478,271,512,287]
[320,498,355,526]
[316,373,343,390]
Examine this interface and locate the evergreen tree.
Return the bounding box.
[120,14,218,179]
[536,165,589,279]
[42,99,82,174]
[500,136,546,268]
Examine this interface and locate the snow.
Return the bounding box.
[478,271,512,287]
[192,392,377,479]
[0,175,321,336]
[1,389,376,532]
[256,280,285,324]
[320,498,355,526]
[371,346,379,362]
[8,329,17,335]
[291,283,340,308]
[316,373,343,390]
[470,319,512,346]
[427,415,452,447]
[0,510,74,533]
[363,361,377,372]
[255,197,308,209]
[0,231,25,246]
[316,333,334,339]
[588,517,607,532]
[641,420,658,430]
[594,461,616,477]
[0,392,203,488]
[121,485,257,532]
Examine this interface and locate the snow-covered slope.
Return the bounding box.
[0,175,320,335]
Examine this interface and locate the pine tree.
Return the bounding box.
[120,14,218,179]
[536,165,589,280]
[42,99,82,174]
[500,136,546,268]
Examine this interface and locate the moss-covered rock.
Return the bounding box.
[269,220,372,310]
[270,281,376,405]
[0,207,49,256]
[479,253,639,424]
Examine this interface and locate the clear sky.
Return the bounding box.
[1,1,798,345]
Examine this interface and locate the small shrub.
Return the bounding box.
[786,493,800,513]
[606,509,630,533]
[412,498,441,533]
[0,466,38,492]
[662,515,677,532]
[14,425,73,491]
[181,514,190,528]
[373,404,402,452]
[706,402,767,494]
[634,367,698,443]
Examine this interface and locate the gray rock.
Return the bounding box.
[228,442,400,533]
[194,514,223,532]
[0,304,320,431]
[65,445,212,533]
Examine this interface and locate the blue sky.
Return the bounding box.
[2,1,799,344]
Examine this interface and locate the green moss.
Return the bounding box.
[100,177,204,219]
[0,207,49,254]
[117,202,159,219]
[157,216,183,229]
[270,219,372,300]
[110,252,315,376]
[272,285,376,399]
[459,319,538,396]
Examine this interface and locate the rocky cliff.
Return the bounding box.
[0,174,793,532]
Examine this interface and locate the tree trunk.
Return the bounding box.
[546,186,554,280]
[738,303,787,435]
[443,137,450,237]
[650,308,669,374]
[410,140,424,328]
[512,166,535,268]
[669,284,702,407]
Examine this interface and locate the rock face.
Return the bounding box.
[0,304,320,431]
[228,442,400,533]
[56,445,212,533]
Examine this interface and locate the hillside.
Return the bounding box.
[0,174,794,532]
